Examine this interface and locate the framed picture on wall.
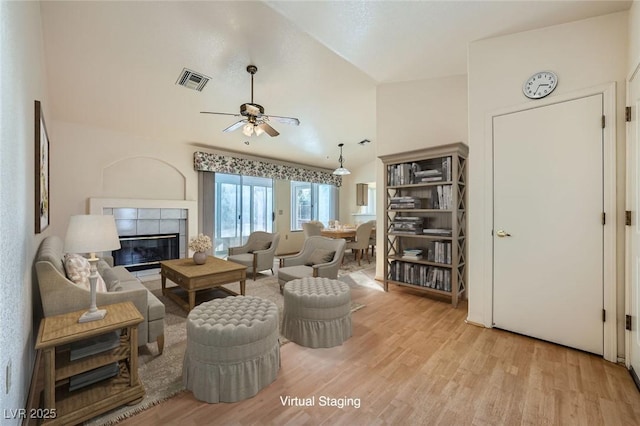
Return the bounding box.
[35,100,50,233]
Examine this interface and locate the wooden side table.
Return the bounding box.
[35,301,145,425]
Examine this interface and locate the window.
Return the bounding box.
[290,181,337,230]
[365,185,376,215]
[214,173,273,256]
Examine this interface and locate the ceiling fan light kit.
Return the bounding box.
[201,65,300,137]
[333,143,351,175]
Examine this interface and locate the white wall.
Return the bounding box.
[49,121,200,238]
[468,12,629,357]
[376,75,468,280]
[630,1,640,70]
[0,2,48,421]
[339,159,376,225]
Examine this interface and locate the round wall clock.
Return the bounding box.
[523,71,558,99]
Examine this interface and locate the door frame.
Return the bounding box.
[482,82,617,362]
[626,60,640,368]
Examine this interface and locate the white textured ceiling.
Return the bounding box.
[39,1,631,170]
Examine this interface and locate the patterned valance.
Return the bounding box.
[193,151,342,186]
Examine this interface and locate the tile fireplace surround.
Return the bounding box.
[89,198,198,275]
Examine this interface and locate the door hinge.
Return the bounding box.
[602,115,606,128]
[627,106,632,122]
[626,314,633,331]
[626,211,632,226]
[603,309,606,322]
[602,212,606,225]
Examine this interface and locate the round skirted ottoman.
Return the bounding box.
[182,296,280,403]
[281,277,352,348]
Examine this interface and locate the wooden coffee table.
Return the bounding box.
[160,256,247,312]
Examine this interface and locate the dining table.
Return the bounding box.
[320,226,376,241]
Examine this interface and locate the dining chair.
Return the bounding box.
[345,221,375,266]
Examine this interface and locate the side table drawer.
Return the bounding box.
[162,267,184,284]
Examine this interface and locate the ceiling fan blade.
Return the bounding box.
[257,122,279,137]
[201,111,242,117]
[223,120,247,133]
[265,115,300,126]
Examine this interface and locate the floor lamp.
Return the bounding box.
[64,214,121,323]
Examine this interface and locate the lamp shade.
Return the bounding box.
[64,215,121,254]
[332,167,351,175]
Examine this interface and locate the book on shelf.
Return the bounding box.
[442,156,452,181]
[420,176,443,182]
[423,228,452,236]
[394,216,423,221]
[403,248,422,255]
[401,255,423,260]
[424,241,452,264]
[392,217,423,234]
[388,260,452,292]
[414,169,440,177]
[402,248,423,260]
[388,163,414,186]
[389,196,422,209]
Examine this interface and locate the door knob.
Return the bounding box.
[496,230,511,238]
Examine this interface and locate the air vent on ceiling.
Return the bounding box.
[176,68,210,92]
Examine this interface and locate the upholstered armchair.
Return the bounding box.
[227,232,280,280]
[277,236,346,292]
[302,221,324,238]
[345,221,375,265]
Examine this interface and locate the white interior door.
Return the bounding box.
[628,65,640,378]
[493,95,604,355]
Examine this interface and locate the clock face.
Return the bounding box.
[523,71,558,99]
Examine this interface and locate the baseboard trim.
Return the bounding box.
[630,366,640,393]
[23,349,42,426]
[465,319,486,328]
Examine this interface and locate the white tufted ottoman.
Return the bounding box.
[182,296,280,403]
[281,277,352,348]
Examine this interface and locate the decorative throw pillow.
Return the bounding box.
[304,249,335,266]
[63,254,108,292]
[248,240,272,253]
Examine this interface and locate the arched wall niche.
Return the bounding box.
[102,157,186,200]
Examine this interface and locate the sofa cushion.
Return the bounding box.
[110,266,141,286]
[147,292,165,322]
[248,240,271,253]
[227,253,253,266]
[101,268,121,291]
[304,249,335,266]
[63,254,107,292]
[278,265,314,283]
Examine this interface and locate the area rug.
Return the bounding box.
[85,259,375,426]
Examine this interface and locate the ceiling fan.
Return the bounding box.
[201,65,300,137]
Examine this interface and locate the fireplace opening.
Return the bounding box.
[112,233,179,272]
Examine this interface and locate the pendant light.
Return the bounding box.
[333,143,351,175]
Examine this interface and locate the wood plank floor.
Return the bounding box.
[119,283,640,425]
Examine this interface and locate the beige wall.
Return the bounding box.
[49,121,200,238]
[375,75,468,280]
[50,122,340,257]
[468,12,629,358]
[0,1,49,418]
[338,159,376,225]
[630,1,640,71]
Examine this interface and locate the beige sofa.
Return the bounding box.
[35,236,165,353]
